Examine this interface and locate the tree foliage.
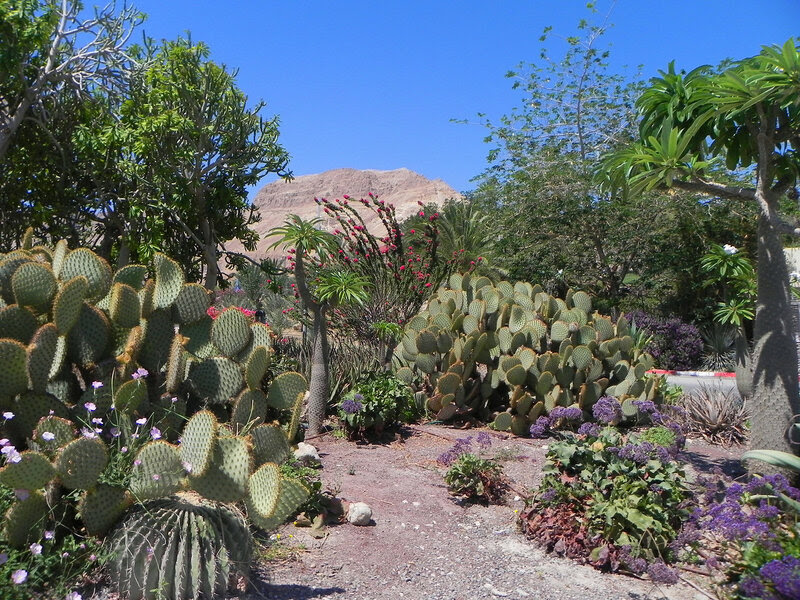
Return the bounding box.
[602,39,800,460]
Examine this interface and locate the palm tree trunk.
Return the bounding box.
[749,213,800,460]
[306,304,330,436]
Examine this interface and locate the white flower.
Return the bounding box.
[0,438,9,446]
[29,543,42,555]
[135,417,147,426]
[66,592,83,600]
[11,569,27,584]
[722,244,738,255]
[44,530,54,540]
[80,428,97,439]
[7,451,21,463]
[41,431,56,441]
[91,381,103,389]
[150,427,161,440]
[182,461,193,473]
[84,402,96,412]
[2,411,14,420]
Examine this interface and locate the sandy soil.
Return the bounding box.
[244,424,742,600]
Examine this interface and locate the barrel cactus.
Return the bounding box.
[394,273,660,435]
[0,231,310,599]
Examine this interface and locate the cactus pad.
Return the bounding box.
[182,316,216,359]
[109,282,141,327]
[180,410,218,477]
[12,261,57,312]
[152,253,185,309]
[112,264,148,290]
[27,324,62,393]
[34,416,76,455]
[0,450,55,490]
[139,308,175,373]
[4,491,48,548]
[287,390,306,443]
[248,474,309,532]
[53,276,89,335]
[188,357,244,405]
[267,371,308,410]
[0,303,38,343]
[0,339,28,397]
[130,441,185,500]
[60,248,112,302]
[78,483,131,536]
[173,283,211,324]
[113,379,147,414]
[250,425,291,466]
[67,303,111,368]
[244,345,270,390]
[230,389,267,433]
[245,462,280,522]
[211,308,251,357]
[189,436,251,503]
[56,437,109,490]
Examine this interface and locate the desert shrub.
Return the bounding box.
[337,371,418,438]
[700,323,737,372]
[521,426,690,573]
[626,310,703,370]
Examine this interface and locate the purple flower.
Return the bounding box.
[529,416,551,438]
[135,417,147,426]
[760,556,800,598]
[91,381,103,389]
[0,438,8,446]
[578,422,600,437]
[738,577,766,599]
[437,436,473,465]
[646,559,678,584]
[84,402,96,412]
[132,367,149,380]
[340,398,363,414]
[29,543,42,555]
[150,427,161,440]
[0,553,6,565]
[44,530,54,540]
[476,431,492,450]
[14,489,29,501]
[592,396,622,425]
[549,406,582,422]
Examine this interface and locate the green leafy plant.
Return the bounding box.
[443,453,505,503]
[337,371,418,438]
[521,426,690,571]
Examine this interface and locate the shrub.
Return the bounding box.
[677,385,750,445]
[438,433,505,502]
[521,426,691,572]
[337,371,418,438]
[626,310,703,370]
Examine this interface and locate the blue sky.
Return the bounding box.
[130,0,798,195]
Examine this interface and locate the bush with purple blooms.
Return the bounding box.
[438,432,505,502]
[337,371,417,439]
[626,310,703,370]
[679,474,800,599]
[521,425,690,573]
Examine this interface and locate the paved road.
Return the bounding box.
[664,374,741,401]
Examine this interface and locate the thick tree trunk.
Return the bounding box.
[749,213,800,458]
[200,217,218,289]
[306,305,330,436]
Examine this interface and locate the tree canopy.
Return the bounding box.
[602,38,800,459]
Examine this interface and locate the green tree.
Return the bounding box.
[91,38,291,285]
[268,215,370,436]
[467,16,749,317]
[602,39,800,459]
[0,0,141,160]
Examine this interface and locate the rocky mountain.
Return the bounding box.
[226,168,461,261]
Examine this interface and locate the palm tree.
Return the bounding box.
[268,215,369,436]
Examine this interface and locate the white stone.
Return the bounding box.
[293,442,320,466]
[347,501,373,526]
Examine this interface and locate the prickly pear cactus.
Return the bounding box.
[394,273,660,435]
[0,231,312,599]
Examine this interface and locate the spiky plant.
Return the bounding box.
[677,385,750,445]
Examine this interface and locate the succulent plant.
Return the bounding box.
[394,273,660,435]
[0,231,311,599]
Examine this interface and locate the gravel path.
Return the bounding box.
[246,425,718,600]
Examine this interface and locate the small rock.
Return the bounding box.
[294,442,320,466]
[347,501,373,525]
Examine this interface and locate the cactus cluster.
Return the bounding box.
[0,232,310,599]
[394,273,660,435]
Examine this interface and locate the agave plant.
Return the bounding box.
[677,384,750,445]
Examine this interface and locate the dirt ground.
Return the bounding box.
[245,424,744,600]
